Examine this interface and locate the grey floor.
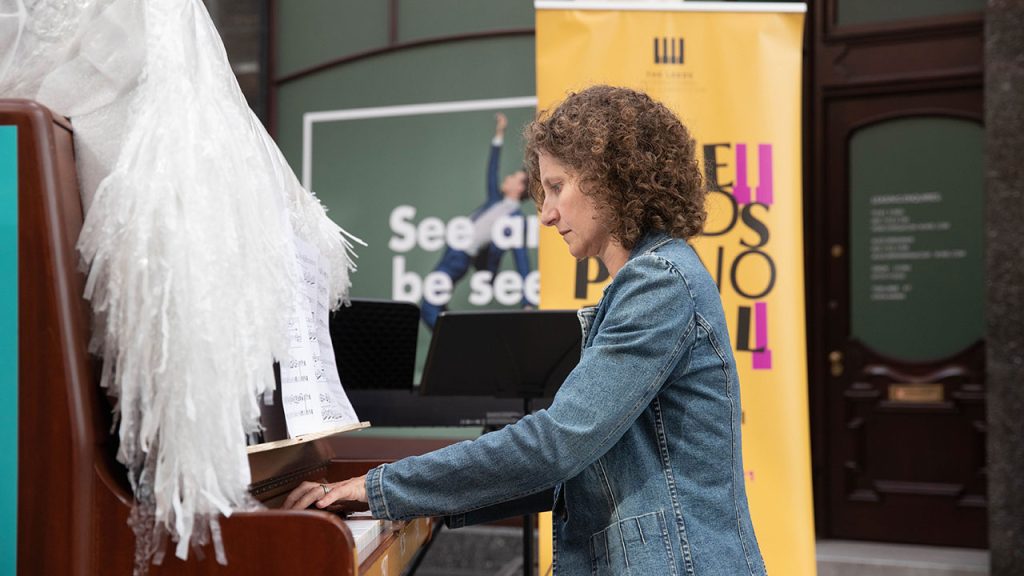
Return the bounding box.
[417,525,525,576]
[817,540,989,576]
[414,527,990,576]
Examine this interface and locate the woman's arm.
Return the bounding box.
[363,254,697,522]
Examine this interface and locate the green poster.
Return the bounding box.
[273,14,537,385]
[307,101,538,381]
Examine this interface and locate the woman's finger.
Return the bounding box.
[313,482,348,508]
[286,484,318,510]
[302,480,354,510]
[295,482,336,510]
[282,476,366,510]
[282,481,319,509]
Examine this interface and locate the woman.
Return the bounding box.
[285,85,767,575]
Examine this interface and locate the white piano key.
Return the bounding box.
[345,513,385,564]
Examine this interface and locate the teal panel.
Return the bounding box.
[397,0,533,44]
[275,36,535,381]
[849,117,984,362]
[0,126,17,575]
[837,0,982,26]
[276,0,389,78]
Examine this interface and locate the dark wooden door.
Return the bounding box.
[810,0,987,548]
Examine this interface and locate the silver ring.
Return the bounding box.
[321,484,330,496]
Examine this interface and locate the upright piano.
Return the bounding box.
[6,99,443,576]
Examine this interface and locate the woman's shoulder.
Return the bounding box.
[627,237,706,276]
[616,237,718,303]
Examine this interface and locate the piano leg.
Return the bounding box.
[522,397,534,576]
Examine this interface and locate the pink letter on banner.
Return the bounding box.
[753,301,772,370]
[734,143,751,205]
[756,144,773,205]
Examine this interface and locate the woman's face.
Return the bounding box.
[537,151,613,261]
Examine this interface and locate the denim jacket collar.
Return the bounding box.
[628,230,673,260]
[585,230,676,339]
[593,231,674,303]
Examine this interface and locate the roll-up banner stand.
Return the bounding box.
[534,2,814,574]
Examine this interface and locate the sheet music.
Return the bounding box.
[280,237,359,437]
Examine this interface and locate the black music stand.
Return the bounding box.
[329,298,419,391]
[419,309,581,400]
[419,309,582,576]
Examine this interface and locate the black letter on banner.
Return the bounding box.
[703,143,732,193]
[702,143,739,238]
[735,305,755,351]
[703,189,739,237]
[730,249,776,299]
[575,257,610,299]
[739,203,770,249]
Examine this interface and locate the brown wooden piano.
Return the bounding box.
[7,99,446,576]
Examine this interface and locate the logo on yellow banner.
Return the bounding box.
[653,37,685,65]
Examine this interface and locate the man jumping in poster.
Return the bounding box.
[420,113,532,328]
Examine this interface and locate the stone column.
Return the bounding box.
[985,1,1024,574]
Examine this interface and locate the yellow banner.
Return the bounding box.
[535,3,814,575]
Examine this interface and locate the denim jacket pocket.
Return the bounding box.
[589,511,678,576]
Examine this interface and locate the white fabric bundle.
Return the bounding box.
[1,0,358,570]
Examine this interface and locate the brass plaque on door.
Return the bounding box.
[888,383,944,403]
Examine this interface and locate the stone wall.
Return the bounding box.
[985,1,1024,574]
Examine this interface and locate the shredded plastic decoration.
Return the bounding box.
[0,0,360,571]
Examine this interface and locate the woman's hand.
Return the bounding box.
[282,475,369,512]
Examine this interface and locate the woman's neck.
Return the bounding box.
[598,241,630,279]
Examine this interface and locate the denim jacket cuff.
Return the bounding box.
[365,464,392,520]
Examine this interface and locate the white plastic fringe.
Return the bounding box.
[1,0,360,571]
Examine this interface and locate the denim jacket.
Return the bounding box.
[366,231,766,575]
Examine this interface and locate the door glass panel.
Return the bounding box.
[849,116,983,362]
[837,0,983,27]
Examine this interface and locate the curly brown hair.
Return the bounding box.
[524,85,705,249]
